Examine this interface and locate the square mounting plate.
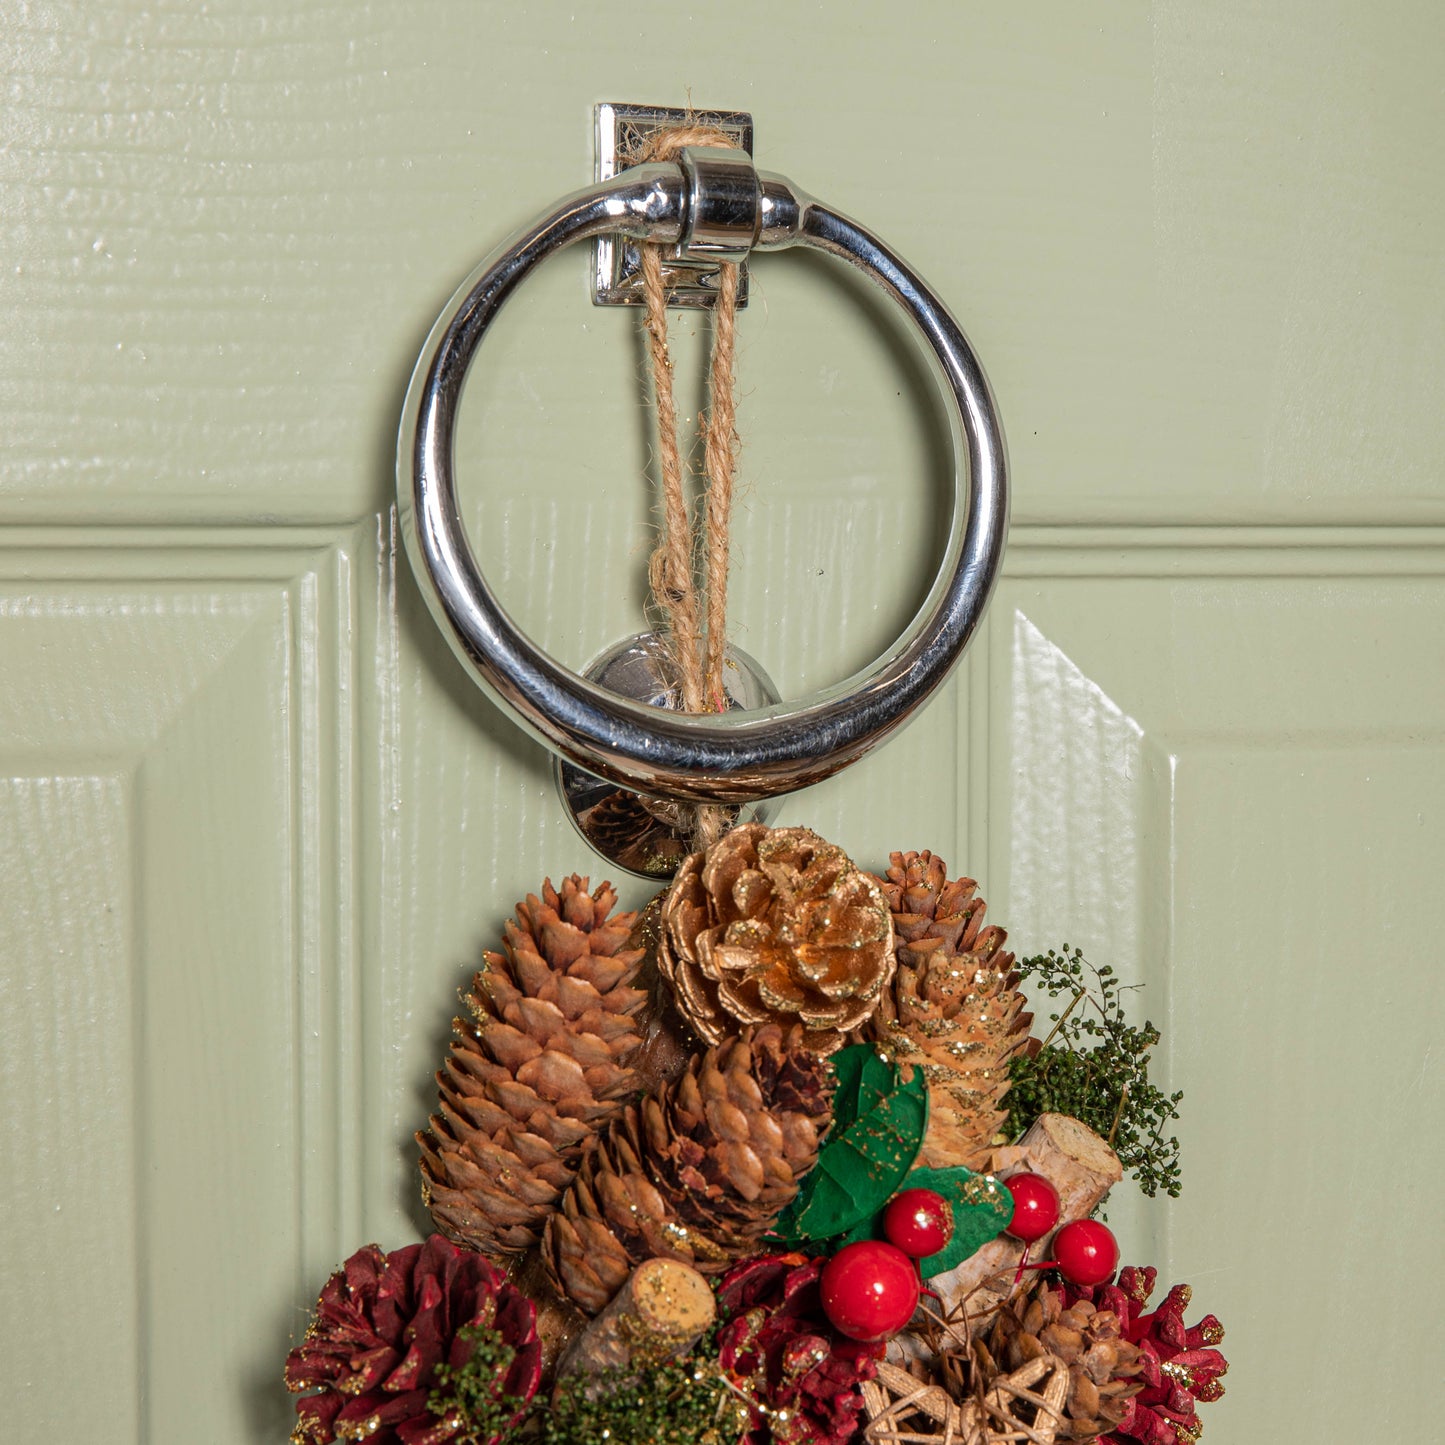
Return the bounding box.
[593,102,754,309]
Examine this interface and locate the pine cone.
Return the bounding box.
[1063,1267,1227,1445]
[543,1024,832,1315]
[417,875,648,1257]
[865,850,1033,1170]
[717,1252,883,1445]
[574,789,693,879]
[658,823,895,1054]
[982,1278,1143,1440]
[285,1234,542,1445]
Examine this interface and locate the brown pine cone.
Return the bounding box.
[417,875,648,1257]
[542,1024,832,1315]
[865,850,1033,1170]
[658,823,894,1054]
[574,789,693,879]
[981,1279,1143,1440]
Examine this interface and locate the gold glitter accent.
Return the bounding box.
[658,824,897,1051]
[1201,1320,1224,1345]
[659,1218,730,1262]
[943,1038,985,1058]
[958,1174,1005,1206]
[1162,1359,1195,1389]
[1172,1417,1203,1443]
[335,1415,383,1440]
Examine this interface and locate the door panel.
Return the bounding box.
[3,3,1442,1442]
[0,533,362,1438]
[987,536,1445,1433]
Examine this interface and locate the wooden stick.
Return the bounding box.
[930,1113,1122,1314]
[554,1256,716,1389]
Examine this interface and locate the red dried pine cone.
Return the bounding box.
[717,1252,884,1445]
[285,1234,542,1445]
[1063,1265,1227,1445]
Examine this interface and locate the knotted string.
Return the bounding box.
[634,124,745,848]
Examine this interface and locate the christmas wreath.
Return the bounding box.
[284,826,1226,1445]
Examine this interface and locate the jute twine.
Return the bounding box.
[633,123,745,850]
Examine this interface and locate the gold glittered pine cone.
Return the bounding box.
[980,1279,1143,1440]
[658,823,895,1054]
[417,875,648,1258]
[866,850,1033,1171]
[542,1023,832,1315]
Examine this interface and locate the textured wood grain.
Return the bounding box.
[930,1114,1122,1312]
[1,3,1443,1443]
[2,1,1440,526]
[0,774,138,1437]
[988,537,1445,1438]
[0,535,362,1442]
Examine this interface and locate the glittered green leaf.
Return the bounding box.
[905,1167,1015,1278]
[828,1043,894,1136]
[830,1167,1013,1274]
[772,1060,928,1244]
[826,1044,868,1135]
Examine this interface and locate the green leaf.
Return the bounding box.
[773,1057,928,1244]
[837,1209,883,1247]
[825,1043,868,1136]
[827,1043,894,1136]
[829,1167,1014,1277]
[904,1167,1015,1278]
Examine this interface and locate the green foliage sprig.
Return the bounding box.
[536,1336,734,1445]
[427,1323,530,1445]
[1005,946,1184,1198]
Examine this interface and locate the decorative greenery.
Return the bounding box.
[536,1338,734,1445]
[771,1043,928,1245]
[837,1165,1015,1277]
[1005,946,1184,1198]
[428,1323,529,1445]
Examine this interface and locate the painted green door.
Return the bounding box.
[4,3,1440,1440]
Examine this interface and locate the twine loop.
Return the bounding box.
[634,123,746,847]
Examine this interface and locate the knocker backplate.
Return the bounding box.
[593,101,754,309]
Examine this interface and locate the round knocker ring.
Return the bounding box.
[397,148,1008,807]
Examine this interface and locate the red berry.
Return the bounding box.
[883,1188,954,1258]
[1003,1172,1061,1243]
[819,1241,921,1342]
[1051,1219,1119,1287]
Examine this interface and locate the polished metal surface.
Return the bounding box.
[556,633,781,877]
[677,146,762,259]
[592,101,753,307]
[397,151,1009,807]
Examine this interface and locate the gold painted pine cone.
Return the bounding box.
[981,1280,1144,1439]
[865,850,1033,1171]
[542,1023,832,1316]
[658,823,895,1054]
[416,875,648,1257]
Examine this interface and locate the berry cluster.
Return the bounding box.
[817,1171,1124,1343]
